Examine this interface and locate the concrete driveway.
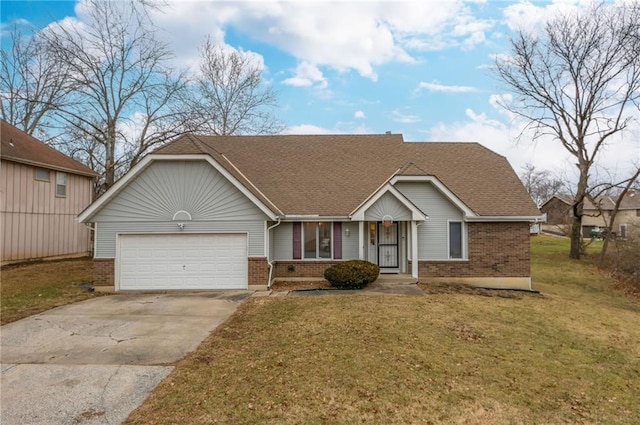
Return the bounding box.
[0,291,250,425]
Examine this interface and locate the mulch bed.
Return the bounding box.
[270,281,332,292]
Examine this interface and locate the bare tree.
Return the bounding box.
[493,2,640,259]
[0,25,73,137]
[519,163,564,208]
[184,37,283,135]
[40,0,188,192]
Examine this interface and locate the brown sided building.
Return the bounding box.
[1,120,97,263]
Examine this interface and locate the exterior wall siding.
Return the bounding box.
[418,222,530,278]
[92,160,267,222]
[271,221,360,261]
[95,221,265,258]
[341,222,359,259]
[394,181,465,260]
[1,160,93,262]
[272,222,293,260]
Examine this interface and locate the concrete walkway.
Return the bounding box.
[1,292,250,425]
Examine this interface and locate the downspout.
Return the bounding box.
[266,218,281,289]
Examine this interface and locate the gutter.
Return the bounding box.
[464,215,546,223]
[266,218,282,289]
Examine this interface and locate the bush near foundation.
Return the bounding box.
[324,260,380,289]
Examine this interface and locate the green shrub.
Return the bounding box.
[324,260,380,289]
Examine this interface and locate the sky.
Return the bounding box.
[1,0,639,183]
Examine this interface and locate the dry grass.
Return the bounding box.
[125,235,640,425]
[1,257,102,325]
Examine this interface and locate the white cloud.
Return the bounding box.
[282,62,327,89]
[146,1,495,81]
[392,110,421,124]
[354,110,366,119]
[417,81,477,93]
[284,124,337,135]
[502,0,594,34]
[285,121,370,135]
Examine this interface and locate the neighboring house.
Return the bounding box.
[581,194,640,238]
[1,120,97,263]
[78,134,542,292]
[541,193,640,238]
[540,195,573,226]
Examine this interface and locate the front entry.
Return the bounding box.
[377,222,399,270]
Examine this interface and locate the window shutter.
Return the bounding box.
[293,222,301,259]
[333,222,342,259]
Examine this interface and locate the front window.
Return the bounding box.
[56,172,67,197]
[449,221,462,259]
[304,222,332,259]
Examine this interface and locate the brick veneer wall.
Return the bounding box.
[94,258,115,287]
[419,222,530,277]
[248,257,269,286]
[272,260,341,278]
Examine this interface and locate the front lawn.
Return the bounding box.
[125,236,640,424]
[1,258,101,325]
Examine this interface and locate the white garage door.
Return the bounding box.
[118,234,248,290]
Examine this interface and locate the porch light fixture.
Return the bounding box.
[345,228,350,237]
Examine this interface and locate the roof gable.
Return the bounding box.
[79,154,277,222]
[1,120,97,177]
[351,184,427,221]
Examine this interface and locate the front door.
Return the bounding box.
[377,222,399,269]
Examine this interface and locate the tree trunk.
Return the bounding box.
[570,164,589,259]
[570,214,583,259]
[105,118,116,189]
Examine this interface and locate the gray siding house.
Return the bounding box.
[79,134,541,292]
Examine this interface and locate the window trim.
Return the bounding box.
[302,222,333,260]
[55,172,67,197]
[448,220,464,260]
[35,168,50,182]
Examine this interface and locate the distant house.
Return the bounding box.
[1,120,97,263]
[540,195,573,226]
[582,194,640,239]
[541,193,640,238]
[79,133,542,292]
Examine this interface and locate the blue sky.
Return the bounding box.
[1,0,638,178]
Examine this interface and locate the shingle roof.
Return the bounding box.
[1,120,97,177]
[586,194,640,211]
[155,133,540,217]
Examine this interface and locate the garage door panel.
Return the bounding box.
[118,234,248,290]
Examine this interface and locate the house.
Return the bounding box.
[540,195,573,226]
[581,194,640,238]
[541,194,640,238]
[1,120,97,263]
[78,133,542,292]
